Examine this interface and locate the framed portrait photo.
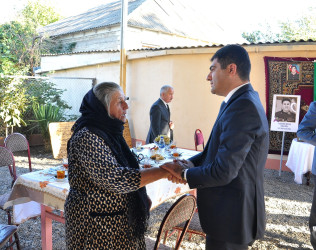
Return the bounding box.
[270,94,301,132]
[287,63,301,81]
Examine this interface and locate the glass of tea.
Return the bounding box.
[62,158,69,169]
[57,169,65,179]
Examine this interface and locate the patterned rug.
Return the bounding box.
[264,57,316,154]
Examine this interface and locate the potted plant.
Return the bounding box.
[32,103,65,151]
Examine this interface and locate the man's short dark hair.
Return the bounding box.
[211,44,251,81]
[282,98,291,104]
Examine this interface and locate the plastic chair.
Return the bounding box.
[0,224,21,250]
[5,133,32,172]
[0,146,17,189]
[194,129,204,151]
[0,146,17,225]
[145,194,197,250]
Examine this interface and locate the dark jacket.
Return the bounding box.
[146,98,171,143]
[187,84,269,244]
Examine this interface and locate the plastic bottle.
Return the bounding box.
[158,136,165,154]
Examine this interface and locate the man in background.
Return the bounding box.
[161,45,269,249]
[146,85,174,143]
[297,102,316,249]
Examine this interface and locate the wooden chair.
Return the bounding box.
[0,224,21,250]
[4,133,32,172]
[194,129,204,151]
[172,210,206,240]
[145,194,197,250]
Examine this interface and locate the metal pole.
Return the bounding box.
[279,131,286,176]
[120,0,127,94]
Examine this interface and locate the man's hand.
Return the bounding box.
[169,121,174,130]
[167,174,187,184]
[177,159,194,169]
[160,161,183,179]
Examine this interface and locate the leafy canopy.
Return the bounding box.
[242,13,316,43]
[0,0,62,75]
[0,1,67,133]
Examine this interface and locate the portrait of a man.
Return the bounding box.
[274,97,296,123]
[287,63,300,81]
[271,94,301,132]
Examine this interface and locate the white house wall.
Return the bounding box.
[127,26,208,48]
[40,51,120,72]
[50,25,210,53]
[55,26,121,52]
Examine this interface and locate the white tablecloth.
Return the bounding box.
[286,138,315,184]
[5,146,199,222]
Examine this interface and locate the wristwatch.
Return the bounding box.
[181,169,187,181]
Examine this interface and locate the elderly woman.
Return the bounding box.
[65,82,170,249]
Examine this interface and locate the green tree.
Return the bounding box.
[0,77,29,136]
[281,16,316,41]
[242,14,316,43]
[242,23,282,43]
[0,1,62,135]
[0,0,61,75]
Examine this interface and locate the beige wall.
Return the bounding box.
[126,53,223,149]
[40,43,316,150]
[126,44,316,150]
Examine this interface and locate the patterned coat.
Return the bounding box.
[65,127,145,249]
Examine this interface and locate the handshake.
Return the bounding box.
[159,159,194,184]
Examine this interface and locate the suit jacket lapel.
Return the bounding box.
[158,99,169,119]
[202,84,254,155]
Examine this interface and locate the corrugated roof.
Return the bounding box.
[38,0,236,44]
[40,39,316,57]
[38,0,146,37]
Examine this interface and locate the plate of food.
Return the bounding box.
[150,154,165,161]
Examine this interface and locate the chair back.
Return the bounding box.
[0,224,21,249]
[154,194,196,250]
[194,129,204,151]
[4,133,32,172]
[0,146,17,186]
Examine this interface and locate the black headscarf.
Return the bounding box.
[72,88,149,238]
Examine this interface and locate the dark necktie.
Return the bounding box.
[166,104,170,113]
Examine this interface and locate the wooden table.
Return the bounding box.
[5,145,199,250]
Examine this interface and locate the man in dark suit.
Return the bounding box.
[161,45,269,249]
[146,85,174,143]
[297,102,316,249]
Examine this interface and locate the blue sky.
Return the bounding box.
[1,0,316,36]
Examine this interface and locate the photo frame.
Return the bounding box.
[287,63,301,81]
[270,94,301,132]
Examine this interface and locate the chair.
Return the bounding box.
[0,224,21,250]
[145,194,197,250]
[194,129,204,151]
[172,210,206,240]
[5,133,32,172]
[0,146,17,225]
